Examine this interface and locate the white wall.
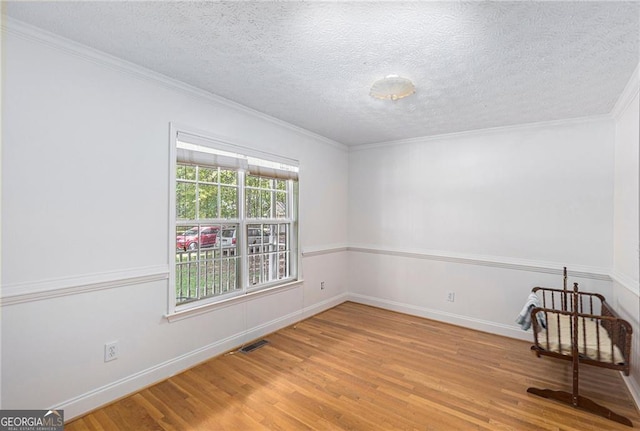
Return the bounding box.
[349,120,615,267]
[2,18,637,419]
[613,90,639,286]
[1,24,348,418]
[348,118,616,338]
[611,68,640,405]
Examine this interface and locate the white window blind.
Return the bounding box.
[177,131,299,176]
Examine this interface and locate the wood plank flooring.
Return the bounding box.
[67,302,640,430]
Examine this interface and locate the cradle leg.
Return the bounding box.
[527,387,633,427]
[527,387,572,404]
[577,395,633,427]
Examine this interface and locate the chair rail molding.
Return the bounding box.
[347,245,611,281]
[1,265,169,306]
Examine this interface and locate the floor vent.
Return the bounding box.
[240,339,269,353]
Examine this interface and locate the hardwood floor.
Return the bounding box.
[67,302,640,430]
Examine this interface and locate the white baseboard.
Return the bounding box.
[623,373,640,413]
[348,293,532,342]
[56,292,348,421]
[348,292,640,411]
[49,291,640,419]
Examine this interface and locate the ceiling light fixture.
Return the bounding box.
[370,75,415,101]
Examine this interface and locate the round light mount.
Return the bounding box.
[370,75,415,101]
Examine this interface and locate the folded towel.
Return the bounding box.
[516,292,541,331]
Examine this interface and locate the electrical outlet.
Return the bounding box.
[104,341,119,362]
[320,281,325,290]
[446,292,455,302]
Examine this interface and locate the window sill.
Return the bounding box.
[165,279,304,323]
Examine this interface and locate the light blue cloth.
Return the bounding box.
[516,292,542,331]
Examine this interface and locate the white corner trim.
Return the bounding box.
[1,17,348,152]
[1,265,169,306]
[53,292,348,421]
[347,245,611,281]
[610,271,640,297]
[622,374,640,412]
[302,244,349,257]
[611,62,640,120]
[349,115,613,152]
[348,293,531,342]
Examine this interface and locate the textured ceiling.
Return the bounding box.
[4,1,640,146]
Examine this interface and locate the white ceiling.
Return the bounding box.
[5,1,640,146]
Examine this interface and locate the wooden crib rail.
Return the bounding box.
[600,301,633,375]
[532,286,604,314]
[530,306,631,375]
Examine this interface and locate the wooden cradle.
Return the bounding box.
[528,270,633,426]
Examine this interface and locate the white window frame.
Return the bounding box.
[168,125,299,316]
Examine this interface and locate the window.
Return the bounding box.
[170,130,299,310]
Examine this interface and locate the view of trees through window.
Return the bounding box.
[174,158,297,307]
[176,165,238,220]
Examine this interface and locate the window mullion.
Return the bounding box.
[217,167,222,219]
[269,182,277,280]
[289,180,298,280]
[238,170,248,291]
[270,179,276,219]
[195,166,200,222]
[194,167,201,300]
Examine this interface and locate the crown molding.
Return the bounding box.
[1,17,348,153]
[611,62,640,120]
[349,114,613,152]
[4,16,633,153]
